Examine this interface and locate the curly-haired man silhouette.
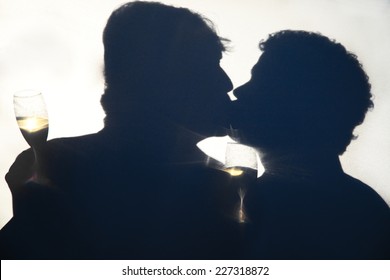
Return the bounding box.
[232,30,390,259]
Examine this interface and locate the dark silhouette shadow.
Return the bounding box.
[0,1,240,259]
[231,30,390,259]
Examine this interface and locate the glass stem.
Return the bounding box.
[31,146,40,181]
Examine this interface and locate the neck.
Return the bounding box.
[166,123,207,165]
[104,113,207,165]
[259,150,344,180]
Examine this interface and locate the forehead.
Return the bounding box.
[249,57,263,79]
[176,25,224,55]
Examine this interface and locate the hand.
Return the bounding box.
[5,148,58,220]
[5,149,36,192]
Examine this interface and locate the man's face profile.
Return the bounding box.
[163,40,233,136]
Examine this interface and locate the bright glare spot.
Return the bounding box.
[26,118,37,132]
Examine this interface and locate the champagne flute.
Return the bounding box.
[224,142,258,177]
[13,89,49,182]
[224,142,259,223]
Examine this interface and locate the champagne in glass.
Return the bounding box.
[13,90,49,181]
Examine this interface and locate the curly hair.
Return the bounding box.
[234,30,373,155]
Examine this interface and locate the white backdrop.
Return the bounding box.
[1,0,390,229]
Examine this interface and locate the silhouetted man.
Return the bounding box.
[1,1,239,259]
[231,30,390,259]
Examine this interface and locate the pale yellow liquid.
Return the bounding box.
[16,117,48,147]
[17,116,48,133]
[223,167,244,177]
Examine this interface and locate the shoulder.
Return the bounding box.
[46,132,103,154]
[343,174,389,208]
[42,131,108,165]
